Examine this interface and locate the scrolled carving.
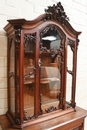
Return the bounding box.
[58,47,64,72]
[40,25,63,40]
[45,106,57,113]
[39,94,43,115]
[39,42,48,53]
[24,111,35,121]
[50,48,63,63]
[58,92,62,109]
[44,2,69,24]
[15,117,21,124]
[24,33,36,49]
[15,29,21,50]
[24,68,36,79]
[40,94,59,114]
[40,27,49,38]
[66,101,72,108]
[67,68,74,76]
[70,101,76,111]
[9,71,14,78]
[67,38,75,52]
[77,39,80,50]
[40,25,65,57]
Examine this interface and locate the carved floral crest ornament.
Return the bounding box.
[44,2,69,24]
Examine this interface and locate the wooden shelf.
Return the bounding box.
[24,78,34,85]
[24,78,60,85]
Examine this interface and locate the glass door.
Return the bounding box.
[39,25,63,113]
[8,37,15,116]
[23,33,36,120]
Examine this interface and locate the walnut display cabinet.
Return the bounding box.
[3,2,87,130]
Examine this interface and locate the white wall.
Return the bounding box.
[0,0,87,129]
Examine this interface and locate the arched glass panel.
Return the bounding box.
[39,25,62,113]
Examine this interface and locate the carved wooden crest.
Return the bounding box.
[44,2,69,24]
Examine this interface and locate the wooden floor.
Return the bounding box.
[0,107,87,130]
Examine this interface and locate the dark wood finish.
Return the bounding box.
[3,2,86,130]
[0,107,87,130]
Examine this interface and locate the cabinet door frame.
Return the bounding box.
[39,23,66,111]
[22,29,40,119]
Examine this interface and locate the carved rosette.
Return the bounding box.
[43,2,69,24]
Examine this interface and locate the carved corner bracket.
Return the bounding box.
[67,38,75,52]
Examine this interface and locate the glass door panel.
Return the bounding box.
[40,27,61,113]
[66,45,73,107]
[23,33,36,119]
[9,38,15,115]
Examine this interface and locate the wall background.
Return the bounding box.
[0,0,87,129]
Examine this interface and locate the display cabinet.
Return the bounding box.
[4,2,87,130]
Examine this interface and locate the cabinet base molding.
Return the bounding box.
[0,107,87,130]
